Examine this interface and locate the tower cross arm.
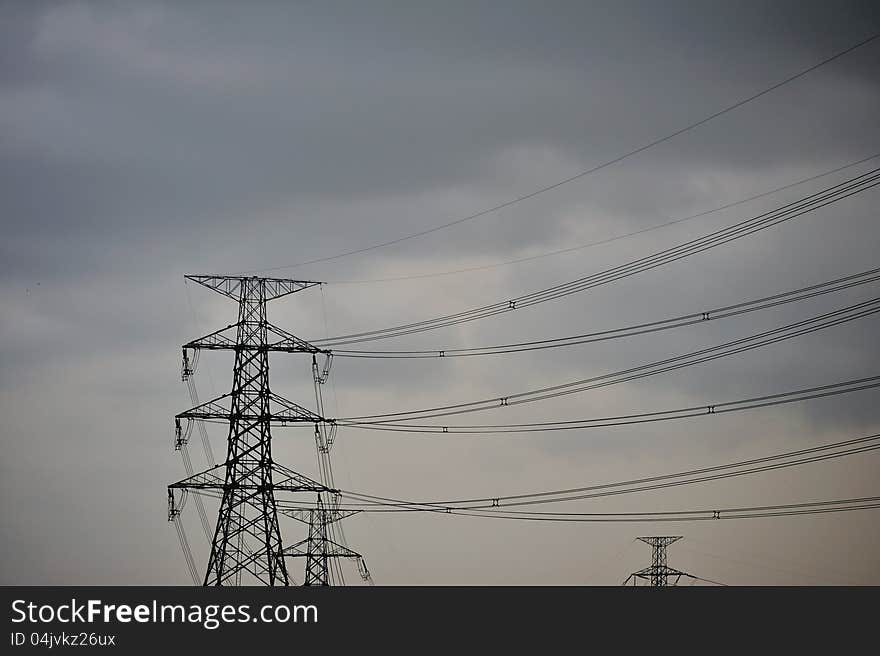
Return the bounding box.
[183,321,326,354]
[636,536,683,547]
[185,275,322,301]
[282,538,364,559]
[175,391,331,424]
[279,507,361,524]
[169,463,334,494]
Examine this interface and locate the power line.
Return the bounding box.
[677,543,837,585]
[685,574,728,587]
[338,296,880,423]
[272,494,880,524]
[334,429,880,511]
[191,406,880,517]
[440,495,880,522]
[172,516,200,585]
[331,266,880,358]
[315,167,880,347]
[318,169,880,346]
[168,491,200,584]
[335,375,880,434]
[236,33,880,276]
[680,535,867,584]
[325,152,879,285]
[195,299,878,431]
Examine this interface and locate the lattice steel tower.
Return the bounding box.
[624,536,689,586]
[167,275,370,586]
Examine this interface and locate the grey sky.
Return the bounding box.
[1,0,879,585]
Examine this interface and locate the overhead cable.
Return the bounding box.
[331,266,880,358]
[237,34,880,276]
[315,168,880,347]
[338,296,880,424]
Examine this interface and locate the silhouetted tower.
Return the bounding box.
[624,536,689,586]
[281,493,372,586]
[167,275,369,586]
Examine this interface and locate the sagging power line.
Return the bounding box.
[339,296,880,424]
[330,265,880,358]
[270,494,880,524]
[325,152,879,285]
[315,167,880,347]
[335,375,880,434]
[237,33,880,276]
[332,430,880,511]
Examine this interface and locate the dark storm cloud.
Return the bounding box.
[1,1,879,585]
[3,0,879,278]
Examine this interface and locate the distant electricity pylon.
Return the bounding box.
[167,275,370,586]
[624,536,689,586]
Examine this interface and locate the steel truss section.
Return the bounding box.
[167,275,368,586]
[624,536,690,587]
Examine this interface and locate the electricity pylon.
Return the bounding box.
[167,275,369,586]
[281,494,372,586]
[624,536,689,586]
